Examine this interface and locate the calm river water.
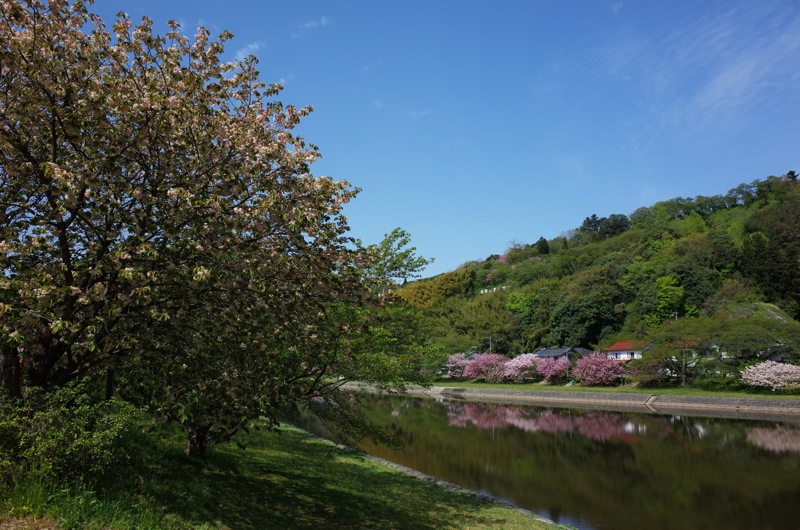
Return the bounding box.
[333,395,800,530]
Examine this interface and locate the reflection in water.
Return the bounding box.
[343,396,800,530]
[447,402,540,432]
[447,402,641,442]
[747,425,800,453]
[445,400,800,450]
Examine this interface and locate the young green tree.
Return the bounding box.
[362,228,433,286]
[644,276,685,326]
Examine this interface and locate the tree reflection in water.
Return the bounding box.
[446,402,630,442]
[442,400,800,451]
[342,396,800,530]
[747,425,800,453]
[446,402,539,432]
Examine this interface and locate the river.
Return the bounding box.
[334,394,800,530]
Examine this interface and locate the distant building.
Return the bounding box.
[535,347,593,361]
[603,340,648,362]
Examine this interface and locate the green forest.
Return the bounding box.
[399,173,800,388]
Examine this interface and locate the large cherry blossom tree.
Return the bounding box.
[0,1,433,454]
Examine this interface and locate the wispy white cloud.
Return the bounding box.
[196,18,221,34]
[360,59,384,76]
[301,16,330,30]
[401,109,430,119]
[278,73,295,86]
[373,99,384,110]
[609,2,623,14]
[656,4,800,133]
[591,2,800,137]
[234,42,262,62]
[292,16,331,38]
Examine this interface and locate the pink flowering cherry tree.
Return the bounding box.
[498,353,539,383]
[536,357,571,383]
[572,353,626,386]
[463,353,508,383]
[444,353,470,379]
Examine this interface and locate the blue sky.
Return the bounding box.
[92,0,800,278]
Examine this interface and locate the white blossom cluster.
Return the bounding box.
[740,361,800,391]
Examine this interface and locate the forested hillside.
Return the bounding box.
[399,173,800,384]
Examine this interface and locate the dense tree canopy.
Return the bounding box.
[0,0,434,454]
[399,174,800,380]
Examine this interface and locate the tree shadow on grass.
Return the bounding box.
[126,427,523,529]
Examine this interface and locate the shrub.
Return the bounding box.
[0,381,134,483]
[572,353,626,386]
[463,354,508,382]
[536,357,571,382]
[740,361,800,391]
[498,354,539,383]
[443,353,470,379]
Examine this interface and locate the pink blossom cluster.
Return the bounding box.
[571,353,626,386]
[740,361,800,391]
[497,353,539,383]
[443,353,470,379]
[536,357,571,381]
[463,353,508,383]
[446,353,574,383]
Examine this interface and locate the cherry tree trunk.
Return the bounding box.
[0,347,22,399]
[186,426,211,457]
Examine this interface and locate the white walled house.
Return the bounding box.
[603,341,647,362]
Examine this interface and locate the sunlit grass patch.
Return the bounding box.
[2,419,558,529]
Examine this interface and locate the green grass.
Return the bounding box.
[1,422,561,529]
[428,380,800,399]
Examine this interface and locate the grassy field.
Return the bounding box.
[428,380,800,399]
[1,422,562,530]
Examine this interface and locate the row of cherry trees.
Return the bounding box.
[445,353,800,391]
[444,352,626,386]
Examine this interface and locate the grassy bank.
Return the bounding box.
[1,422,560,529]
[428,380,800,399]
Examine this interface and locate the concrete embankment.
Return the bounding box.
[347,383,800,422]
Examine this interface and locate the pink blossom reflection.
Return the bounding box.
[747,426,800,453]
[537,411,574,434]
[575,411,625,443]
[444,401,640,444]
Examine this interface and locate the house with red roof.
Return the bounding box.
[603,340,648,362]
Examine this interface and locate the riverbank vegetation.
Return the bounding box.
[1,416,556,529]
[440,350,800,393]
